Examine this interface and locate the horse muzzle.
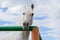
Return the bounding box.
[23,22,29,26]
[23,22,29,30]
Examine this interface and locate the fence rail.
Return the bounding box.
[0,26,37,31]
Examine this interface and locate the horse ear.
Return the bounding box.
[31,3,34,10]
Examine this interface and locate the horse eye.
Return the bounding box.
[31,13,34,16]
[23,13,25,15]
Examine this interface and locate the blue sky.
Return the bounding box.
[0,0,60,40]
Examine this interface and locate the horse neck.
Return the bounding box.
[23,31,30,40]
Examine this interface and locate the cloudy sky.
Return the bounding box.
[0,0,60,40]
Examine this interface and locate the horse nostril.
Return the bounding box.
[23,22,25,26]
[26,23,29,26]
[23,22,29,26]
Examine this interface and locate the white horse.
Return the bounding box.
[16,4,34,40]
[16,4,42,40]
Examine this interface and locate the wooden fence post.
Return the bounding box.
[32,28,40,40]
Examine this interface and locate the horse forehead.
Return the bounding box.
[24,7,32,14]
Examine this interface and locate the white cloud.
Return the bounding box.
[0,0,25,22]
[1,0,24,14]
[0,12,18,22]
[7,5,23,13]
